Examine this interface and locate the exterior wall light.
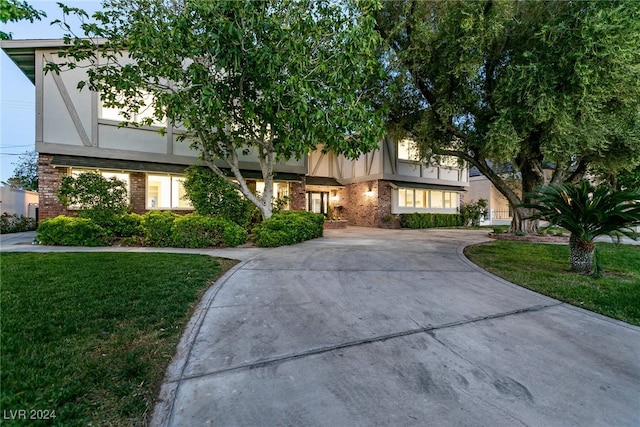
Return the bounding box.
[365,188,375,198]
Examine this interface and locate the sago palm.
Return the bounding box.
[524,180,640,275]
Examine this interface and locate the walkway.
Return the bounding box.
[2,229,639,426]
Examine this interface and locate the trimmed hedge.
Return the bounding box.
[399,213,465,229]
[253,211,324,247]
[172,214,248,248]
[37,212,248,248]
[142,211,176,247]
[37,216,111,246]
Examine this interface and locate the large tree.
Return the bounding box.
[48,0,386,219]
[375,0,640,232]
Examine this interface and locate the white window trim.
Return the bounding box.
[145,174,193,210]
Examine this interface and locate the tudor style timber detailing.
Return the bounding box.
[2,39,469,226]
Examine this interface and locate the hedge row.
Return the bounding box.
[36,212,247,248]
[252,211,324,247]
[399,213,465,229]
[0,212,38,234]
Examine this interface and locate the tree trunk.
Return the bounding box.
[510,206,539,234]
[569,234,595,275]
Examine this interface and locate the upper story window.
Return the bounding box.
[99,92,166,127]
[397,139,421,161]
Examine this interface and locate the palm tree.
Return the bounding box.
[524,181,640,275]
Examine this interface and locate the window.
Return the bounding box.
[430,191,443,208]
[397,139,420,161]
[397,188,459,209]
[99,92,166,127]
[255,181,291,209]
[415,190,425,208]
[147,174,192,209]
[71,169,130,194]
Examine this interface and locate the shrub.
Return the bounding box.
[37,216,111,246]
[172,214,248,248]
[460,199,488,226]
[182,166,253,227]
[0,213,37,234]
[57,172,129,215]
[252,211,324,247]
[84,212,145,239]
[399,213,465,229]
[142,211,176,247]
[111,213,144,238]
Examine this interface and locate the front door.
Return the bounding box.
[307,192,329,215]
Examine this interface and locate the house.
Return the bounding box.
[0,186,38,219]
[466,166,556,226]
[2,39,468,227]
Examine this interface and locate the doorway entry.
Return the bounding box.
[306,191,329,215]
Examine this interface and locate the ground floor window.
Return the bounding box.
[147,174,192,209]
[255,181,291,209]
[398,188,459,209]
[70,169,131,202]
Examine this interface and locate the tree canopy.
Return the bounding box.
[375,0,640,232]
[49,0,386,219]
[4,151,38,191]
[0,0,45,39]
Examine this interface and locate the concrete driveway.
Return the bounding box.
[152,228,640,427]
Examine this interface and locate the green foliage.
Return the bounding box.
[524,180,640,274]
[36,216,111,246]
[110,212,144,238]
[0,0,46,40]
[399,213,464,229]
[4,150,38,191]
[57,172,129,220]
[377,0,640,231]
[461,199,488,226]
[182,165,252,227]
[252,211,324,247]
[141,211,176,247]
[0,252,229,425]
[524,181,640,243]
[0,212,37,233]
[172,214,248,248]
[465,241,640,325]
[51,0,387,219]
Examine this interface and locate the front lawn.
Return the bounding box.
[464,241,640,326]
[0,252,236,426]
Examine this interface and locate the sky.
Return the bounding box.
[0,1,103,183]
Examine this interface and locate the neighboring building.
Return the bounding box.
[466,166,556,226]
[0,187,38,219]
[466,167,514,226]
[2,39,468,227]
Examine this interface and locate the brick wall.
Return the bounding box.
[344,180,378,227]
[290,178,306,211]
[37,154,70,220]
[129,172,147,214]
[342,180,399,228]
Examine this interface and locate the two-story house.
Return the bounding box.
[2,39,468,227]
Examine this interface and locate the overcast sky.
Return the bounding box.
[0,0,103,182]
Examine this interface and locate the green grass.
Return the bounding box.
[1,252,236,426]
[464,241,640,326]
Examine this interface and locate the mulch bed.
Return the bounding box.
[489,233,570,244]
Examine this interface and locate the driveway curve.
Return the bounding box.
[151,227,639,427]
